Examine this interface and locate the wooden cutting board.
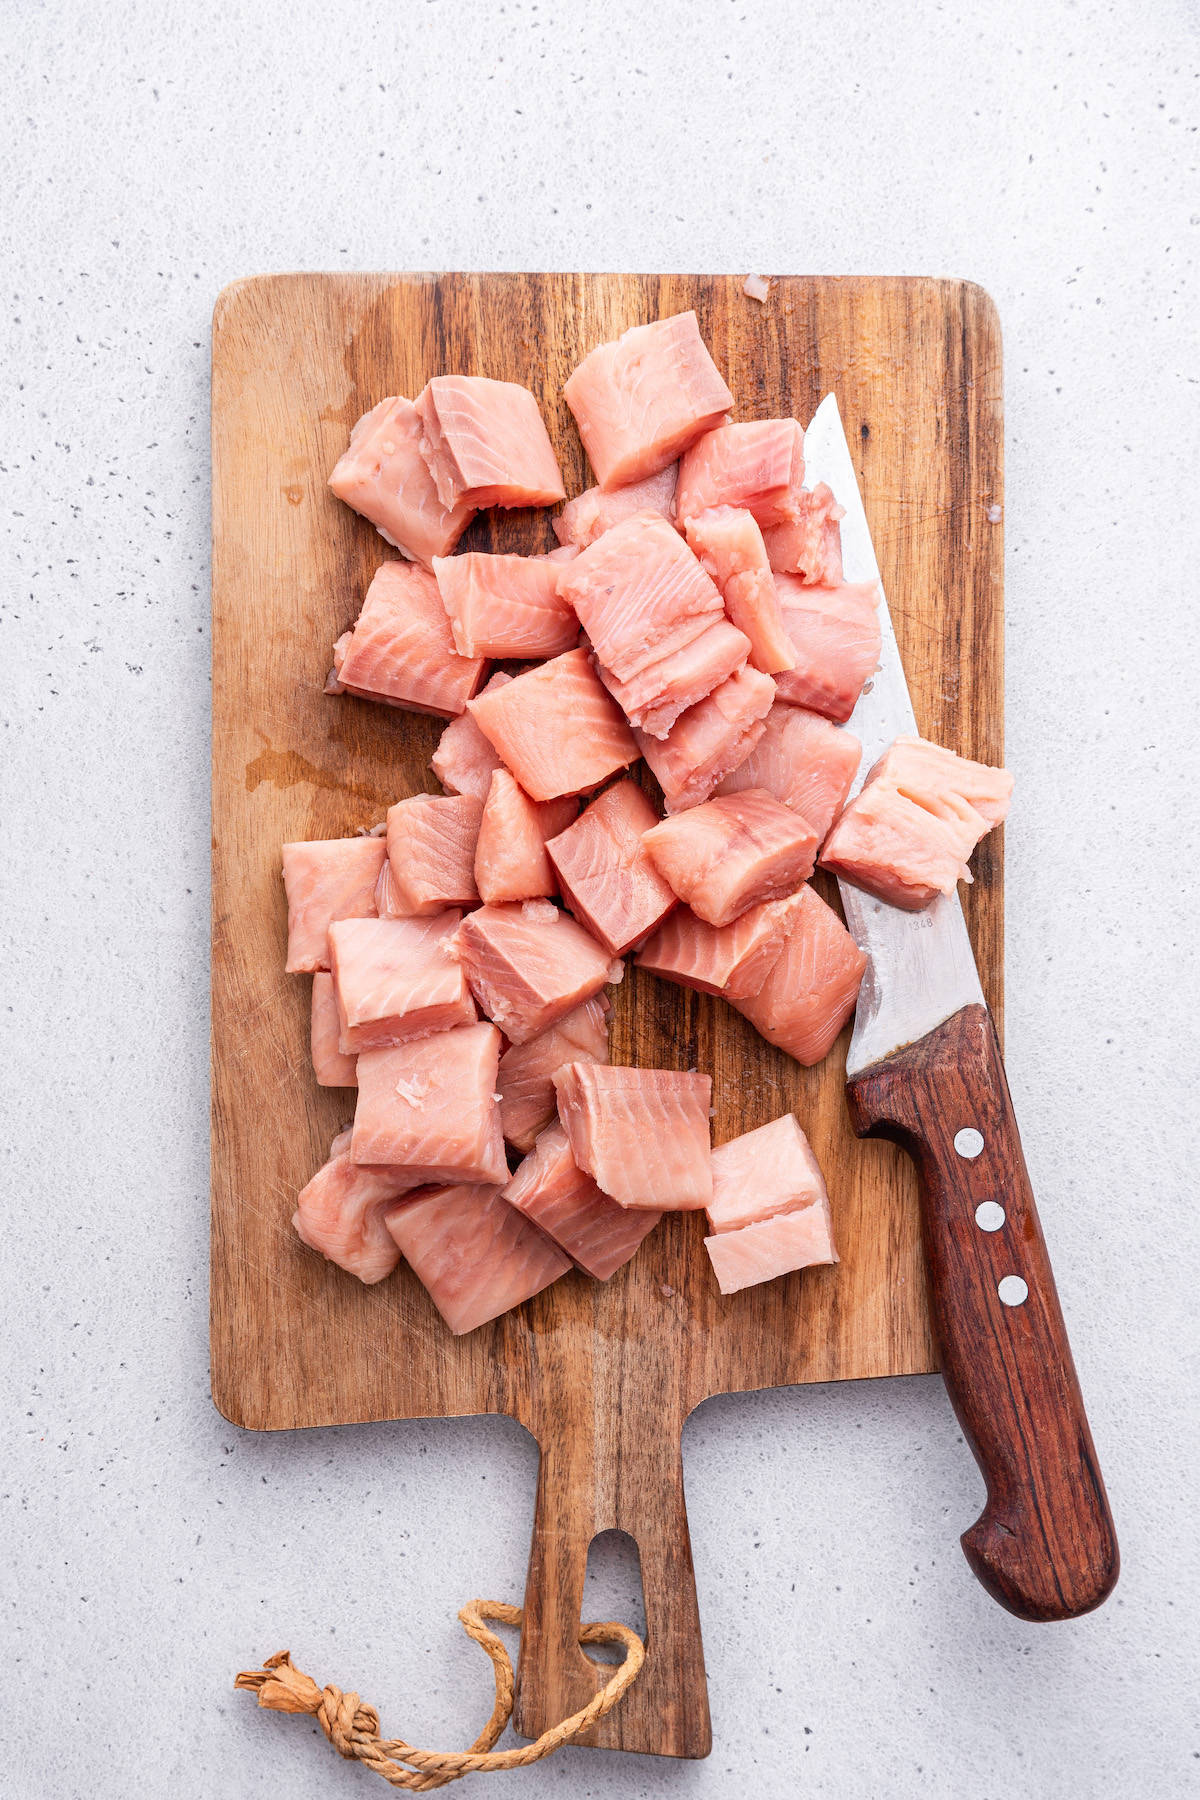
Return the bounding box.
[211,273,1003,1759]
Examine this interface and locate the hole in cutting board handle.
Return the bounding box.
[581,1530,646,1663]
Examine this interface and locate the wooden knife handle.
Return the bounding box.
[846,1003,1119,1620]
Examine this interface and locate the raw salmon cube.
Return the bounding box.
[330,561,487,719]
[474,769,558,906]
[553,1063,713,1211]
[432,551,579,659]
[384,1183,570,1334]
[496,995,610,1151]
[642,790,817,928]
[716,704,861,844]
[350,1022,507,1183]
[635,888,809,999]
[772,577,881,723]
[311,972,358,1086]
[546,780,676,955]
[430,672,511,800]
[730,884,866,1065]
[329,914,475,1051]
[557,511,725,683]
[564,311,733,489]
[762,482,845,585]
[705,1200,838,1296]
[328,396,475,565]
[707,1114,829,1233]
[282,836,387,973]
[820,735,1012,909]
[466,648,638,802]
[293,1128,418,1284]
[454,902,617,1044]
[384,793,483,915]
[603,616,753,740]
[675,419,806,528]
[503,1123,661,1281]
[554,465,679,548]
[636,664,776,812]
[417,376,565,510]
[683,506,797,675]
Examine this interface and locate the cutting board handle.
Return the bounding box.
[847,1002,1119,1620]
[512,1401,711,1758]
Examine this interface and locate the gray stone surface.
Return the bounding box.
[2,1,1197,1793]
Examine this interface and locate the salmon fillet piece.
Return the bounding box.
[384,793,483,915]
[563,311,733,489]
[351,1022,507,1183]
[642,790,818,928]
[466,648,638,801]
[432,551,579,659]
[730,883,866,1065]
[554,465,678,548]
[683,506,797,675]
[503,1123,662,1281]
[762,482,845,585]
[675,419,806,528]
[705,1199,838,1295]
[820,735,1012,909]
[707,1114,828,1234]
[553,1063,713,1211]
[310,972,358,1087]
[282,836,387,973]
[329,913,475,1051]
[417,376,565,509]
[454,901,617,1044]
[546,780,677,955]
[635,888,810,1000]
[604,616,753,741]
[496,995,610,1151]
[293,1128,418,1284]
[328,396,475,565]
[329,560,488,719]
[557,511,726,684]
[772,577,881,723]
[716,704,861,844]
[430,672,510,800]
[636,664,776,812]
[384,1182,570,1335]
[474,769,561,906]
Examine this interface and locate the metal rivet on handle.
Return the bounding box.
[975,1201,1006,1233]
[997,1275,1029,1307]
[954,1128,984,1159]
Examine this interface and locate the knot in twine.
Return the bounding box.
[236,1599,644,1790]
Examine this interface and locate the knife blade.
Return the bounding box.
[802,394,1118,1621]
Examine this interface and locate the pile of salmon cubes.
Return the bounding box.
[283,311,1011,1336]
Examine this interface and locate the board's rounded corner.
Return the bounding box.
[209,1370,259,1433]
[958,278,1003,352]
[211,274,272,340]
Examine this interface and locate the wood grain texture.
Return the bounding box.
[211,273,1004,1756]
[846,1005,1118,1621]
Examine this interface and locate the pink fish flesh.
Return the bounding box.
[772,576,881,723]
[310,972,358,1087]
[675,420,805,528]
[467,648,638,801]
[474,769,559,906]
[282,836,387,973]
[563,311,733,489]
[454,901,617,1044]
[417,376,565,510]
[553,1062,713,1210]
[430,672,511,800]
[546,779,676,955]
[641,789,817,928]
[293,1128,418,1284]
[683,505,797,675]
[328,396,475,565]
[820,735,1012,909]
[503,1122,661,1280]
[329,561,487,718]
[634,887,809,1000]
[328,913,475,1051]
[557,511,724,683]
[384,793,483,915]
[716,703,861,845]
[496,994,610,1151]
[385,1182,571,1334]
[553,465,679,548]
[636,664,775,812]
[707,1113,828,1234]
[762,482,845,585]
[432,551,579,659]
[705,1197,838,1295]
[350,1022,507,1183]
[604,615,753,741]
[730,883,866,1065]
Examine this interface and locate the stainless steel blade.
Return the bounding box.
[801,394,985,1078]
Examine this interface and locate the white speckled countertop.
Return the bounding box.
[3,2,1198,1794]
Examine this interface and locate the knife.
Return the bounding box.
[803,395,1118,1621]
